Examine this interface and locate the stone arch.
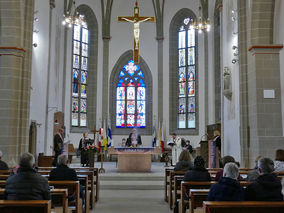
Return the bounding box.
[169,8,199,135]
[71,4,98,132]
[109,50,153,135]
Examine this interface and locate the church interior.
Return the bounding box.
[0,0,284,212]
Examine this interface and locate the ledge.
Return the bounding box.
[0,47,26,52]
[248,45,283,51]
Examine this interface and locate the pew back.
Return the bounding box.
[0,200,51,213]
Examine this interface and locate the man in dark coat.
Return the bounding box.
[208,162,245,201]
[128,128,142,146]
[245,157,283,201]
[5,152,50,200]
[50,154,78,181]
[0,150,9,170]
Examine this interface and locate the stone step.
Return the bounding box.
[100,180,164,190]
[99,175,164,181]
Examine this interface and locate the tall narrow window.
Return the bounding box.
[72,24,89,127]
[116,60,146,128]
[178,18,196,129]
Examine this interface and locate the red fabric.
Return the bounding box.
[161,141,165,152]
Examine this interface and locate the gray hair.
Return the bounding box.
[223,162,239,179]
[258,157,274,174]
[19,152,35,169]
[57,154,68,166]
[0,150,2,158]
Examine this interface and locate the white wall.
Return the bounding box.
[221,0,241,162]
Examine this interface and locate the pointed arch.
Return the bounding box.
[109,50,153,135]
[169,8,199,135]
[71,4,98,132]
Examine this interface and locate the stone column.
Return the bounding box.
[0,0,34,164]
[248,45,283,163]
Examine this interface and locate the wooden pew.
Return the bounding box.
[181,181,251,213]
[0,170,10,175]
[0,188,68,213]
[164,167,174,202]
[77,175,90,213]
[202,201,284,213]
[0,175,9,180]
[49,181,81,213]
[180,181,216,213]
[173,176,184,209]
[0,200,51,213]
[168,171,186,209]
[77,171,95,209]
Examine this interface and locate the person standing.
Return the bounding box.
[53,128,64,166]
[171,133,182,166]
[78,132,89,166]
[128,128,142,147]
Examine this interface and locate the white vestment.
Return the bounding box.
[171,136,182,165]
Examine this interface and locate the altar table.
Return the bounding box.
[108,147,162,172]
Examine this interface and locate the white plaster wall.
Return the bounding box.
[30,0,52,155]
[274,0,284,135]
[221,0,241,162]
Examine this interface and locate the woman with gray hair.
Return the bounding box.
[208,162,245,201]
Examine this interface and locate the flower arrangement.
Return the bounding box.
[84,144,99,153]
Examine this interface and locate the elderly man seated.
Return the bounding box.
[245,157,283,201]
[5,152,50,200]
[208,162,245,201]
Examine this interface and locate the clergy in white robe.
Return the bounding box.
[171,133,182,165]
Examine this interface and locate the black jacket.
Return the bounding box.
[208,177,245,201]
[174,160,193,171]
[54,133,63,156]
[0,159,9,170]
[183,167,211,181]
[5,167,50,200]
[128,133,142,145]
[49,165,78,181]
[245,173,283,201]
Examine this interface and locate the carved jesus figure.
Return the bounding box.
[120,17,152,50]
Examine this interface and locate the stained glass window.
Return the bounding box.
[178,18,196,129]
[72,24,89,127]
[116,60,146,128]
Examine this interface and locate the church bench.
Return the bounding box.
[189,189,209,213]
[180,181,251,213]
[173,175,185,210]
[0,170,10,175]
[180,181,216,213]
[202,201,284,213]
[0,188,68,213]
[77,175,90,213]
[168,171,187,209]
[0,175,9,180]
[0,200,51,213]
[164,167,174,202]
[49,181,81,213]
[77,171,96,209]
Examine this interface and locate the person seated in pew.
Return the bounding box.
[5,152,50,200]
[246,155,262,182]
[215,155,243,181]
[174,150,193,171]
[245,157,283,201]
[0,150,9,170]
[274,149,284,172]
[50,154,85,205]
[183,156,211,182]
[208,162,245,201]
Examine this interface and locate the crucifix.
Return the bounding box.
[118,1,155,64]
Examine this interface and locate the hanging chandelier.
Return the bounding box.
[62,0,86,28]
[189,6,210,33]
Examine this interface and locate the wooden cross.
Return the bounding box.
[118,1,155,64]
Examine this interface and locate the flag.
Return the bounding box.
[160,122,165,152]
[107,120,112,148]
[158,122,162,145]
[103,121,108,151]
[152,125,156,147]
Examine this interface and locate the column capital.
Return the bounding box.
[248,44,283,55]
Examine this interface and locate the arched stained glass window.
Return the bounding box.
[178,17,196,129]
[116,60,146,128]
[72,24,89,127]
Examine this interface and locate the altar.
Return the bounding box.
[108,147,162,172]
